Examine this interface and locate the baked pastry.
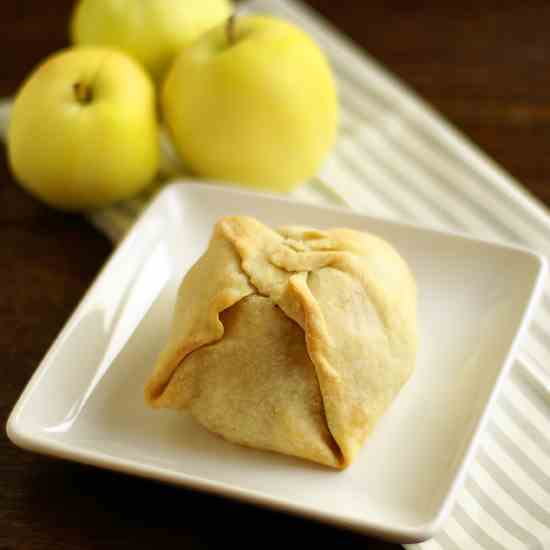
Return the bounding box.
[145,216,417,468]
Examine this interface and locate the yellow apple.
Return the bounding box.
[162,15,338,192]
[71,0,234,81]
[8,47,158,211]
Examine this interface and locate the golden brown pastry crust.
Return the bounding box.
[145,216,417,469]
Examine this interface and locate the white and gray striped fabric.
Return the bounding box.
[1,1,549,547]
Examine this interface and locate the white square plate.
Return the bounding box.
[7,183,546,543]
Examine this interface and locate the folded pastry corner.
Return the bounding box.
[145,215,417,469]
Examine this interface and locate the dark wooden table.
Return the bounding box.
[2,2,549,548]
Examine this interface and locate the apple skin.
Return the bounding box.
[162,15,338,192]
[71,0,234,81]
[7,47,159,211]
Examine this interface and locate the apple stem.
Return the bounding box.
[226,14,236,46]
[73,82,93,104]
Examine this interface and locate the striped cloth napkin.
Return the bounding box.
[2,1,549,547]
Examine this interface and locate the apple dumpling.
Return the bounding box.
[145,216,417,469]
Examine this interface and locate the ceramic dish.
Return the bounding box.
[7,183,546,543]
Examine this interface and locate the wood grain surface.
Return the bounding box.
[1,2,549,548]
